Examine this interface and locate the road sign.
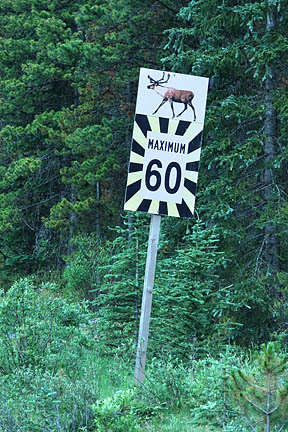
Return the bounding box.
[124,68,209,384]
[124,68,208,218]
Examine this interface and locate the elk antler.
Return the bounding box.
[147,72,170,87]
[148,75,157,83]
[158,72,170,84]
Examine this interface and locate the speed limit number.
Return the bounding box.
[141,131,188,204]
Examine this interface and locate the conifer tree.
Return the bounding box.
[0,0,186,285]
[0,0,84,280]
[230,342,288,432]
[162,0,288,342]
[92,214,150,354]
[150,220,232,358]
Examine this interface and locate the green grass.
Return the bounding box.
[96,355,135,398]
[140,412,225,431]
[141,412,194,431]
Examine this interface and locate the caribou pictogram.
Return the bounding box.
[147,72,196,121]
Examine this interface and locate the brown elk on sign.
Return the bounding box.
[147,72,196,121]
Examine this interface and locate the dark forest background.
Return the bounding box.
[0,1,288,430]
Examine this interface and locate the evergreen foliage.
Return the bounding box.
[230,342,288,432]
[91,216,238,359]
[151,220,235,357]
[1,0,288,428]
[92,215,150,355]
[0,0,181,283]
[1,0,287,349]
[162,0,288,341]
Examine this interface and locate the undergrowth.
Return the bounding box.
[0,278,287,432]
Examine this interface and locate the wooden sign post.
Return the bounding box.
[135,214,161,383]
[124,68,209,383]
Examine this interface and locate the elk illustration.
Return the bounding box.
[147,72,196,121]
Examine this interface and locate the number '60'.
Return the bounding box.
[145,159,182,194]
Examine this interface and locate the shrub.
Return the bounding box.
[137,351,243,430]
[0,363,99,431]
[0,278,95,374]
[137,357,191,412]
[91,389,141,432]
[63,234,105,299]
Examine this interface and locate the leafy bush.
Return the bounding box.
[0,350,137,432]
[63,234,105,299]
[0,278,94,374]
[137,351,247,429]
[91,389,141,432]
[187,355,237,429]
[0,366,98,431]
[0,277,140,432]
[138,357,191,412]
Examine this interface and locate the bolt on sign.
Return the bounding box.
[124,68,209,218]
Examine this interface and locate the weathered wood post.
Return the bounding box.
[134,214,161,383]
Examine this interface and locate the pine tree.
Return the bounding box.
[230,342,288,432]
[0,0,84,280]
[0,0,186,286]
[162,0,288,343]
[92,214,150,354]
[150,220,232,358]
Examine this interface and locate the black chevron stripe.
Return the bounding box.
[176,199,193,218]
[184,178,197,196]
[132,139,145,157]
[125,179,141,202]
[159,201,168,216]
[188,131,203,153]
[135,114,151,137]
[137,199,152,212]
[159,117,169,134]
[186,161,200,172]
[175,120,191,136]
[129,162,143,173]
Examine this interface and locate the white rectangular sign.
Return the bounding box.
[124,68,209,218]
[136,68,208,123]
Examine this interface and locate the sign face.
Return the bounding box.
[141,130,189,204]
[124,68,209,218]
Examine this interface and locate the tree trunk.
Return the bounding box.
[263,1,280,274]
[96,181,101,242]
[66,87,80,256]
[266,372,271,432]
